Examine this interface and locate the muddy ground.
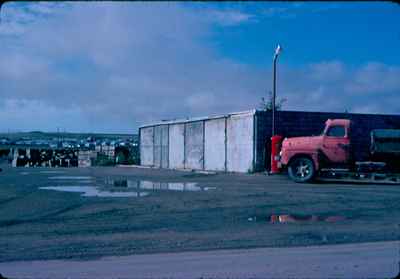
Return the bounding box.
[0,164,399,262]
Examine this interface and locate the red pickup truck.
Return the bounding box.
[279,119,400,183]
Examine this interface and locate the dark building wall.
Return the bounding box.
[255,110,400,171]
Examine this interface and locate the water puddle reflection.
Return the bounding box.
[39,186,149,198]
[41,176,215,198]
[105,178,215,192]
[48,176,93,180]
[269,214,346,223]
[136,181,216,191]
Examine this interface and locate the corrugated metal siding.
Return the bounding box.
[139,126,154,166]
[226,113,254,172]
[184,121,204,170]
[139,110,256,172]
[161,125,169,168]
[153,125,162,168]
[204,118,226,171]
[168,123,185,169]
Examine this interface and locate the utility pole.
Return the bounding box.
[272,44,282,136]
[270,44,283,174]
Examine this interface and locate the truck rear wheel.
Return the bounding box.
[288,157,315,183]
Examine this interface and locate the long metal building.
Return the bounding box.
[139,110,259,173]
[139,109,400,173]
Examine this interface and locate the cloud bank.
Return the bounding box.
[0,2,399,133]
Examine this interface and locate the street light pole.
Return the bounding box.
[270,44,283,174]
[272,44,282,136]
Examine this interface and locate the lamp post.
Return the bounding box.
[272,44,282,136]
[269,44,282,174]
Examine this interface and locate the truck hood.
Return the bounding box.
[282,136,323,150]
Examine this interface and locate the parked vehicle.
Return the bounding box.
[279,119,400,183]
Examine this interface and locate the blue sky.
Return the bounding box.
[190,1,400,66]
[0,2,399,133]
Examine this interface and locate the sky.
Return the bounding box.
[0,1,399,133]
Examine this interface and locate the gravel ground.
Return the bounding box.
[0,241,398,279]
[0,164,400,264]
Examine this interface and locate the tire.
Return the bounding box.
[288,157,315,183]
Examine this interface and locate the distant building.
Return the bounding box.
[78,150,97,167]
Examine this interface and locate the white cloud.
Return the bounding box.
[311,3,341,13]
[345,62,400,94]
[262,7,289,17]
[26,2,67,15]
[277,62,400,114]
[259,3,342,19]
[206,9,256,26]
[308,61,345,82]
[0,2,69,36]
[185,92,217,111]
[0,99,90,132]
[0,52,50,80]
[0,2,399,133]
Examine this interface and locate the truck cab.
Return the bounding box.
[279,119,351,182]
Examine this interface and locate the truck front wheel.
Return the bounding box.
[288,157,315,183]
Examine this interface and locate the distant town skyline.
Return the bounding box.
[1,2,399,133]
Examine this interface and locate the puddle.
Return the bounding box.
[136,180,216,192]
[105,178,215,192]
[48,176,93,180]
[105,177,128,187]
[270,214,346,224]
[40,171,65,174]
[136,181,203,191]
[40,177,215,198]
[182,171,216,178]
[19,172,30,175]
[39,186,149,198]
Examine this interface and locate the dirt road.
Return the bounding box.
[0,241,398,279]
[1,164,400,264]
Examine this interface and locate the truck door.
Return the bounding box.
[322,125,350,163]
